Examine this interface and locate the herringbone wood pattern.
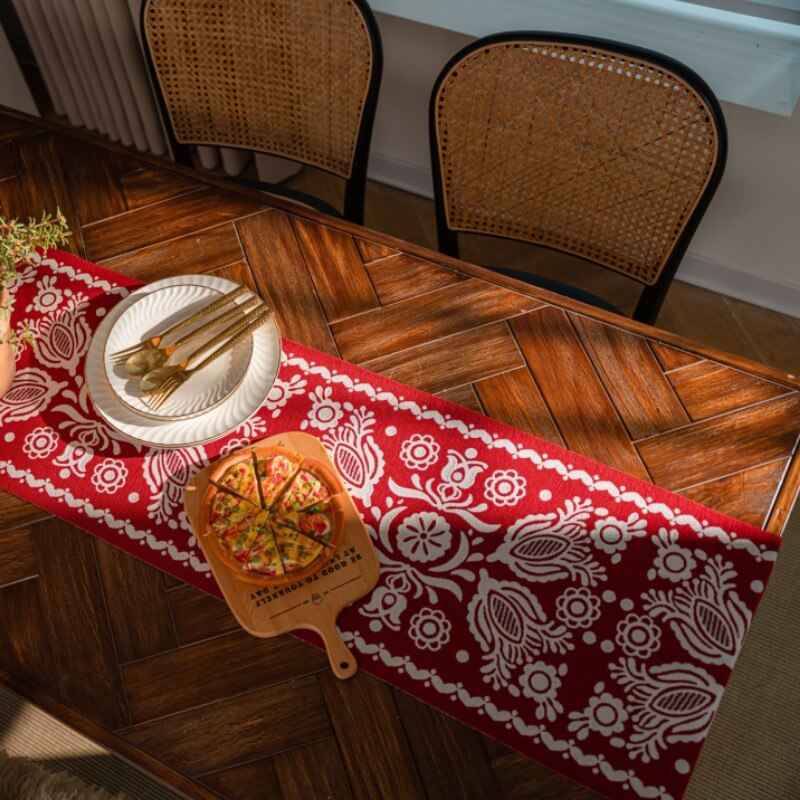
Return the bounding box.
[0,109,798,800]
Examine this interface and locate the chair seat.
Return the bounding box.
[236,176,343,218]
[486,265,623,315]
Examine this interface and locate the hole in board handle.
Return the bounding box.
[339,662,349,670]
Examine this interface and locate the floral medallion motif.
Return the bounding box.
[26,274,62,314]
[519,661,566,721]
[409,608,452,651]
[303,385,343,431]
[556,586,601,629]
[400,433,440,471]
[22,426,60,460]
[396,511,452,563]
[615,614,662,659]
[591,512,648,554]
[568,685,629,740]
[484,469,527,507]
[91,458,128,494]
[651,529,697,583]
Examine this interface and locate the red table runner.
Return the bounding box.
[0,251,780,800]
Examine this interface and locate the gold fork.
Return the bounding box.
[109,284,249,365]
[145,306,271,411]
[120,295,263,376]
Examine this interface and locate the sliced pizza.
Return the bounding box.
[219,509,268,561]
[300,499,332,515]
[273,508,334,545]
[207,488,259,533]
[273,522,324,573]
[214,456,260,506]
[255,452,302,508]
[275,468,325,514]
[244,528,285,577]
[203,445,345,585]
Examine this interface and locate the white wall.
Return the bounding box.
[368,13,800,314]
[0,23,36,115]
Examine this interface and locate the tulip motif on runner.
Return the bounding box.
[607,658,723,762]
[643,554,751,667]
[468,571,573,690]
[143,445,208,532]
[25,291,92,376]
[390,446,497,533]
[489,497,606,586]
[313,401,385,507]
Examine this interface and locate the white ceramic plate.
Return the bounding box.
[103,284,254,420]
[86,275,282,448]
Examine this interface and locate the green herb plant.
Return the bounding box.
[1,209,71,352]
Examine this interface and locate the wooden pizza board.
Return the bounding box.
[184,431,380,679]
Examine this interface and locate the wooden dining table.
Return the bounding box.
[0,106,798,800]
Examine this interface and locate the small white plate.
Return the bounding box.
[86,275,282,449]
[103,284,254,420]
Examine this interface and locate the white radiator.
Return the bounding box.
[10,0,299,181]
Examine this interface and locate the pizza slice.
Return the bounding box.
[275,468,327,514]
[219,509,268,561]
[272,508,334,546]
[273,521,324,573]
[244,527,286,577]
[215,457,260,506]
[207,488,259,533]
[256,453,301,508]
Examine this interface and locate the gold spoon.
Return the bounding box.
[111,284,248,366]
[140,306,270,395]
[124,295,262,376]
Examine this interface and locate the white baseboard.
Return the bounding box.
[675,253,800,319]
[369,152,434,199]
[367,151,800,318]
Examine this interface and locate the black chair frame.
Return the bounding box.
[140,0,383,225]
[429,31,728,324]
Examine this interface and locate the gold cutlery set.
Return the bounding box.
[110,285,271,412]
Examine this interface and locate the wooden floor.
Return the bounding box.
[288,168,800,375]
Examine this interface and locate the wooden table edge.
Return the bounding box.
[1,103,796,391]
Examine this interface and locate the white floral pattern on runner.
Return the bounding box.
[609,658,723,762]
[468,571,573,690]
[0,251,782,800]
[489,498,606,586]
[143,446,208,533]
[0,367,66,424]
[25,291,92,375]
[321,404,385,506]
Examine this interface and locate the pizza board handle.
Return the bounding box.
[311,614,358,680]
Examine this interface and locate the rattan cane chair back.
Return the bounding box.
[430,34,727,322]
[142,0,382,223]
